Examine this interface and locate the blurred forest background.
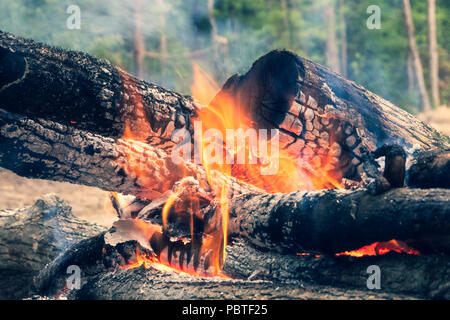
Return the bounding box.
[0,0,448,113]
[0,0,448,224]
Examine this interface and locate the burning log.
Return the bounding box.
[0,109,255,199]
[227,188,450,254]
[32,227,449,299]
[1,31,450,296]
[0,30,196,152]
[210,49,449,187]
[2,108,450,257]
[0,109,205,198]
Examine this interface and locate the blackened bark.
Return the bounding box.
[218,50,448,154]
[0,109,255,199]
[0,30,197,151]
[34,232,449,299]
[0,109,208,198]
[0,195,105,299]
[408,148,450,189]
[227,188,450,254]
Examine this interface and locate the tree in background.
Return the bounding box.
[0,0,448,111]
[323,1,340,73]
[428,0,440,107]
[133,0,145,78]
[339,0,348,78]
[402,0,431,111]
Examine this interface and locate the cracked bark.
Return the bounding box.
[1,32,450,296]
[0,109,254,199]
[0,30,197,152]
[1,32,450,255]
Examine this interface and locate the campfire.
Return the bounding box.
[0,31,449,300]
[112,59,423,277]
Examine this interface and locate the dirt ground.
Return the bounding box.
[417,106,450,136]
[0,169,116,226]
[0,107,448,227]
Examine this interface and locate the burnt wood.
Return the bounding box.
[0,30,197,152]
[33,227,450,299]
[1,32,450,296]
[0,195,105,299]
[1,109,450,254]
[408,148,450,189]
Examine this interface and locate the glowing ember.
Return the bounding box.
[116,62,414,277]
[296,253,322,258]
[119,246,229,278]
[335,240,420,257]
[297,240,420,258]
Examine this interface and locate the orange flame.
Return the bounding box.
[297,240,420,258]
[117,62,417,277]
[188,62,347,273]
[335,240,420,257]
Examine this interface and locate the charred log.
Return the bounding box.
[212,50,449,183]
[217,49,448,150]
[33,229,449,299]
[0,30,196,151]
[408,148,450,189]
[0,109,203,198]
[0,109,255,199]
[1,109,450,255]
[0,195,105,299]
[227,188,450,254]
[71,266,419,300]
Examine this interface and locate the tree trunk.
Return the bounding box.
[407,51,415,95]
[339,0,347,78]
[428,0,440,107]
[157,0,168,73]
[207,0,228,77]
[280,0,292,48]
[323,3,341,74]
[133,0,145,79]
[402,0,432,111]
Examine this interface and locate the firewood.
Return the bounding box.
[0,30,197,152]
[0,195,105,299]
[1,32,450,300]
[1,32,450,257]
[408,148,450,188]
[0,109,258,201]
